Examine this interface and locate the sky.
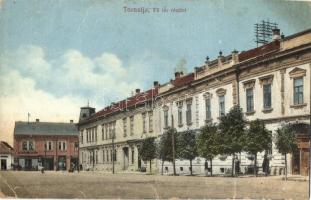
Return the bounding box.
[0,0,311,145]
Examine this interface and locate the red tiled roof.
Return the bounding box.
[238,40,280,62]
[171,73,194,88]
[83,87,158,123]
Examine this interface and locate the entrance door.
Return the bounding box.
[44,157,54,170]
[301,148,309,176]
[123,147,129,170]
[25,159,32,170]
[292,150,300,175]
[1,159,7,170]
[58,156,66,170]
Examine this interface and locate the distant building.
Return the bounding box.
[13,119,79,171]
[78,84,159,172]
[0,141,14,170]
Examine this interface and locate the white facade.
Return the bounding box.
[154,30,311,176]
[78,28,311,176]
[0,154,13,170]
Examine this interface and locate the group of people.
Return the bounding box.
[204,154,270,176]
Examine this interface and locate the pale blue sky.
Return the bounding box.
[0,0,311,143]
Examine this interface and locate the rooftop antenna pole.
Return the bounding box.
[254,20,278,47]
[27,113,30,124]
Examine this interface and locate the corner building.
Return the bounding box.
[154,28,310,176]
[78,28,310,176]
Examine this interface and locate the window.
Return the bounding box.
[45,141,52,151]
[178,108,183,126]
[105,124,108,140]
[80,131,84,144]
[246,88,254,112]
[112,122,116,139]
[164,109,169,128]
[294,78,303,105]
[58,141,66,151]
[123,118,127,137]
[95,127,97,142]
[28,141,34,151]
[62,142,66,151]
[95,151,98,164]
[22,141,27,151]
[219,95,225,117]
[114,149,117,161]
[205,98,211,120]
[106,150,109,162]
[148,112,153,132]
[130,116,134,135]
[131,149,134,164]
[142,113,146,133]
[102,150,105,163]
[263,84,271,109]
[176,101,183,126]
[102,126,104,141]
[186,100,192,125]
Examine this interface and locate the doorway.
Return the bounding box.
[123,147,129,170]
[25,158,32,170]
[44,157,54,170]
[1,159,7,170]
[291,123,310,176]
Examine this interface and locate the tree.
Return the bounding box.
[244,119,272,176]
[274,124,298,180]
[218,105,246,177]
[139,137,157,174]
[177,129,198,175]
[197,123,220,176]
[158,128,177,175]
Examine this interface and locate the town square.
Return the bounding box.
[0,171,309,199]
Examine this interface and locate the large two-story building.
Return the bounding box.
[155,28,310,176]
[14,120,79,171]
[78,84,159,172]
[78,28,311,176]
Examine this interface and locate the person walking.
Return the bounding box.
[262,154,270,176]
[204,160,209,176]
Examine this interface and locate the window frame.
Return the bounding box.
[293,77,304,105]
[246,88,254,112]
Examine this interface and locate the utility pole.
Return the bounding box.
[44,140,47,169]
[112,129,115,174]
[309,104,311,199]
[172,129,176,176]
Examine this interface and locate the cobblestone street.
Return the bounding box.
[0,171,308,199]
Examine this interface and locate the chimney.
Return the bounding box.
[218,51,224,66]
[174,71,181,79]
[231,49,239,64]
[153,81,159,87]
[272,28,281,40]
[70,120,73,123]
[135,88,140,94]
[36,119,39,122]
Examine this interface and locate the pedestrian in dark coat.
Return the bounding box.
[262,154,270,176]
[204,160,209,176]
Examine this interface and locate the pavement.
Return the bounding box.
[0,171,309,199]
